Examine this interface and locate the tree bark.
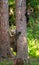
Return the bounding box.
[0,0,14,59]
[16,0,29,64]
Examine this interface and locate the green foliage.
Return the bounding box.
[8,0,39,27]
[0,61,13,65]
[27,25,39,57]
[8,0,16,26]
[27,0,39,27]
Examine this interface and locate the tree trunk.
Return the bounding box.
[16,0,29,64]
[0,0,14,59]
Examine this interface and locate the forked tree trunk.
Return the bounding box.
[16,0,29,64]
[0,0,14,59]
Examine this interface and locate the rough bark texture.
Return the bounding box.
[0,0,14,59]
[16,0,28,64]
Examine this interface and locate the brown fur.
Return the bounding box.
[13,58,24,65]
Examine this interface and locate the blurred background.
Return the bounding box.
[8,0,39,58]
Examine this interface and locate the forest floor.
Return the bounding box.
[30,56,39,65]
[0,57,39,65]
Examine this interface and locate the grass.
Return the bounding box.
[30,57,39,65]
[0,61,39,65]
[31,63,39,65]
[0,61,13,65]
